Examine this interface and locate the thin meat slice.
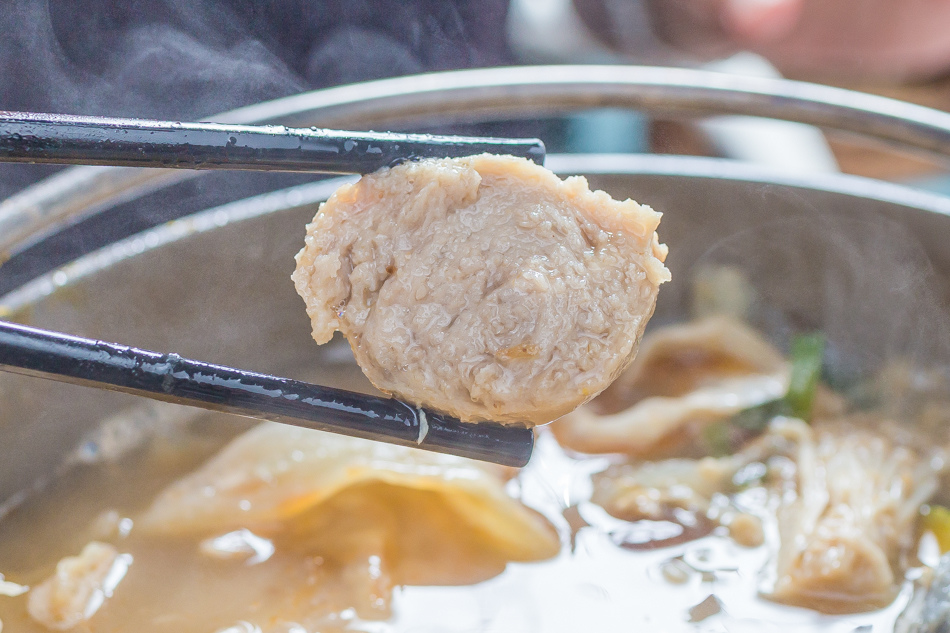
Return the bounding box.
[293,154,670,425]
[138,423,560,619]
[552,317,789,456]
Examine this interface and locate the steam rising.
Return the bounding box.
[691,208,950,383]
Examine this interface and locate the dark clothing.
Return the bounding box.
[0,0,511,197]
[0,1,513,293]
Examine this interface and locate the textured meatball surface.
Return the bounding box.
[293,155,670,425]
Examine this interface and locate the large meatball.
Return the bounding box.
[292,154,670,425]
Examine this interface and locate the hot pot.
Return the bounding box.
[2,64,950,539]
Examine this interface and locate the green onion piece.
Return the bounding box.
[786,333,826,422]
[732,400,784,432]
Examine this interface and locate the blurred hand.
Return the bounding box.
[598,0,950,80]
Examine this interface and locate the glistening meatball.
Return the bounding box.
[292,154,670,425]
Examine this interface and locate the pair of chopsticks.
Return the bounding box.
[0,111,545,467]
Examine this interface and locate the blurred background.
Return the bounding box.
[3,0,950,290]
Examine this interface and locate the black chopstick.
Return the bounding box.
[0,111,546,174]
[0,320,534,467]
